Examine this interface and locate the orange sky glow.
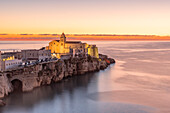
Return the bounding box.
[0,34,170,41]
[0,0,170,37]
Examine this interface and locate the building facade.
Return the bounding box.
[1,59,22,71]
[46,33,99,58]
[21,49,51,62]
[1,52,22,60]
[88,45,99,58]
[1,52,22,71]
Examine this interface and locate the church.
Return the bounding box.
[46,33,99,58]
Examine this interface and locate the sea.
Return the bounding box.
[0,41,170,113]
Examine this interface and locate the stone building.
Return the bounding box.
[46,33,99,58]
[1,59,22,71]
[21,48,51,62]
[88,45,99,58]
[1,52,22,60]
[0,52,22,71]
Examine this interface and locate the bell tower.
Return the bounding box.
[60,33,66,53]
[60,32,66,44]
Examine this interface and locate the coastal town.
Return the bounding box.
[0,33,115,106]
[0,33,99,71]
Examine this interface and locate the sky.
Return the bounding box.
[0,0,170,35]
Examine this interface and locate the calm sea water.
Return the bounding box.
[0,41,170,113]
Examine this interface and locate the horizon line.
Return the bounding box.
[0,33,169,37]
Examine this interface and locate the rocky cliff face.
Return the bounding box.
[0,74,13,98]
[0,55,115,105]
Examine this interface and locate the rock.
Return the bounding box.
[108,58,116,64]
[0,100,6,106]
[0,74,13,98]
[0,55,115,100]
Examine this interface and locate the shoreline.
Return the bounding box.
[0,54,115,106]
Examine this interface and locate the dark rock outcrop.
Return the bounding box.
[0,55,115,102]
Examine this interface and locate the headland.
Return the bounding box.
[0,33,115,106]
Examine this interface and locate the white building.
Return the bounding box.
[21,48,51,62]
[0,52,23,71]
[1,59,22,71]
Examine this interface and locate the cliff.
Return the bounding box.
[0,55,115,105]
[0,74,13,98]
